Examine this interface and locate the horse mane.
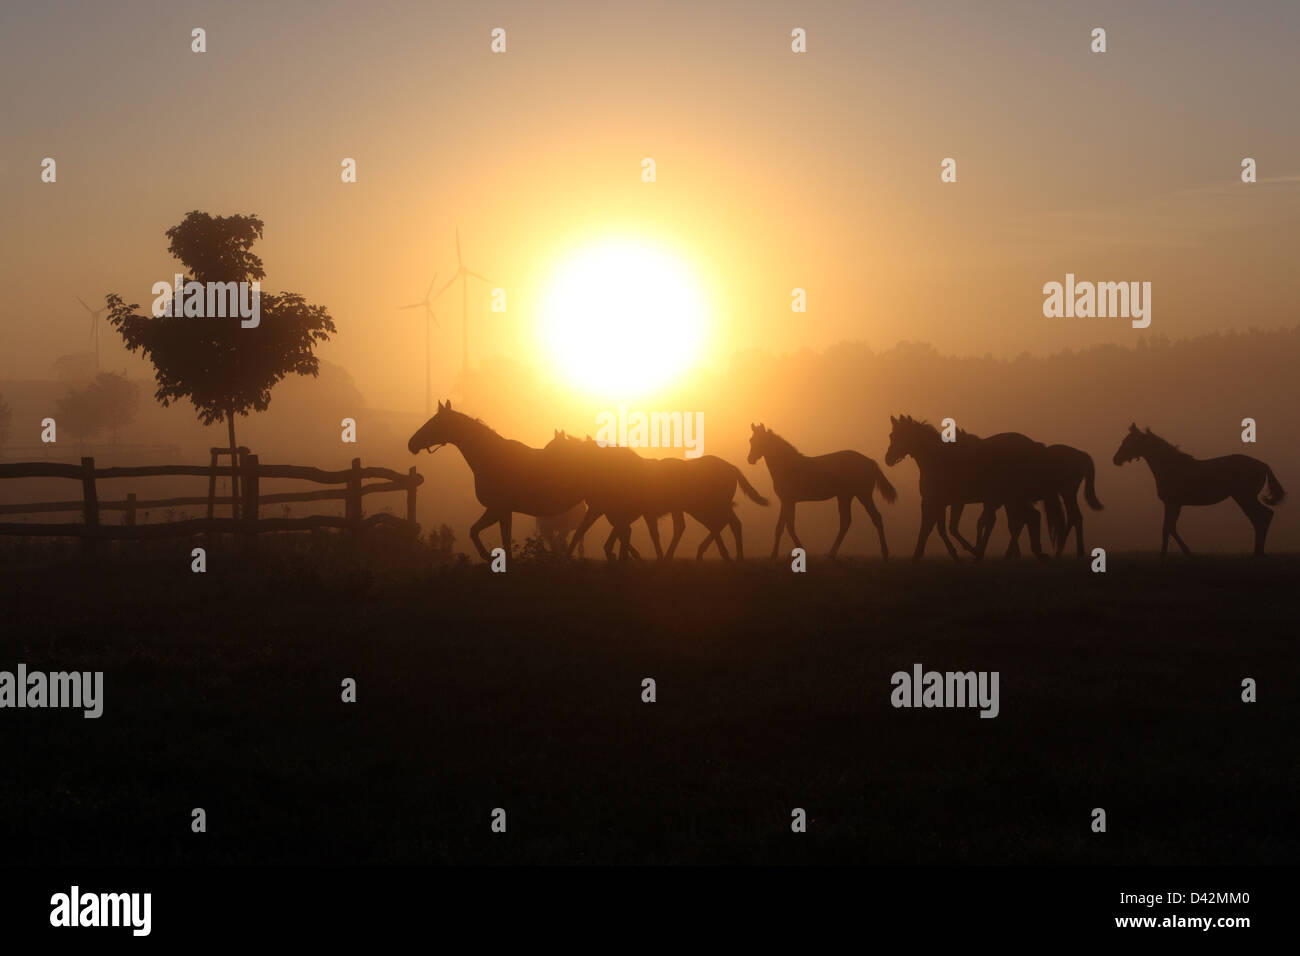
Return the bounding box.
[762,428,801,456]
[896,415,940,438]
[447,407,501,438]
[1142,427,1192,459]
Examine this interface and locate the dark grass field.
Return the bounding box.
[3,538,1297,865]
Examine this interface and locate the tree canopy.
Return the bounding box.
[106,211,335,450]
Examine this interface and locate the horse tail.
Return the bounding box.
[732,466,770,506]
[1262,466,1286,506]
[873,460,898,504]
[1082,454,1104,510]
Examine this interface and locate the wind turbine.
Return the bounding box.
[432,228,493,376]
[397,274,440,415]
[76,296,106,371]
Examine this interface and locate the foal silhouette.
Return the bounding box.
[408,401,586,560]
[1113,423,1285,557]
[747,423,896,560]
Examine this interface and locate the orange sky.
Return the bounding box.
[2,0,1298,413]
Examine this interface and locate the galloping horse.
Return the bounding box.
[884,415,1050,561]
[1113,423,1285,557]
[407,401,587,560]
[545,432,768,561]
[746,424,895,559]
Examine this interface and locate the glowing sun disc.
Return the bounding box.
[538,239,707,395]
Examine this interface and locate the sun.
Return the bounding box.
[538,238,708,396]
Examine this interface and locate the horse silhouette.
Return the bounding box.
[545,432,767,561]
[408,401,587,560]
[746,423,895,560]
[1113,423,1285,557]
[1041,443,1103,556]
[944,428,1047,560]
[952,429,1072,561]
[884,415,1056,561]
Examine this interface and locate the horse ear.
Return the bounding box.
[436,400,443,410]
[750,422,756,432]
[1129,422,1138,432]
[446,400,452,410]
[890,415,897,424]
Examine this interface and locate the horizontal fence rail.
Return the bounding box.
[0,453,424,549]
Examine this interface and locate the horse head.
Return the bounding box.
[1113,422,1145,466]
[885,414,932,466]
[747,423,770,465]
[407,399,460,454]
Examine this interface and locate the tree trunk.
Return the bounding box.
[226,411,240,520]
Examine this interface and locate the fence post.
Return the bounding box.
[206,449,218,520]
[125,493,137,529]
[242,454,259,549]
[347,457,362,536]
[229,446,241,522]
[406,466,418,526]
[81,456,98,557]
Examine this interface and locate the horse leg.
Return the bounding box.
[665,511,686,558]
[912,502,938,561]
[1160,502,1186,558]
[860,494,888,560]
[700,522,731,561]
[950,503,978,555]
[999,505,1021,560]
[620,525,641,561]
[1025,504,1044,559]
[829,495,852,559]
[975,505,999,560]
[469,509,498,561]
[567,506,601,557]
[1233,493,1272,556]
[499,511,513,557]
[644,514,665,559]
[770,500,790,560]
[786,504,806,553]
[729,508,744,561]
[932,505,960,561]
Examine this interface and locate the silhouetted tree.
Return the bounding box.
[84,372,140,443]
[52,352,97,387]
[105,210,336,458]
[55,384,107,447]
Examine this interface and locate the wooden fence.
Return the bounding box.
[0,450,423,551]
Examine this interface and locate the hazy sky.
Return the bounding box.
[2,0,1297,411]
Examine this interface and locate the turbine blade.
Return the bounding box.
[466,270,493,284]
[432,275,458,300]
[398,303,424,310]
[424,274,437,299]
[76,295,93,313]
[456,227,462,266]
